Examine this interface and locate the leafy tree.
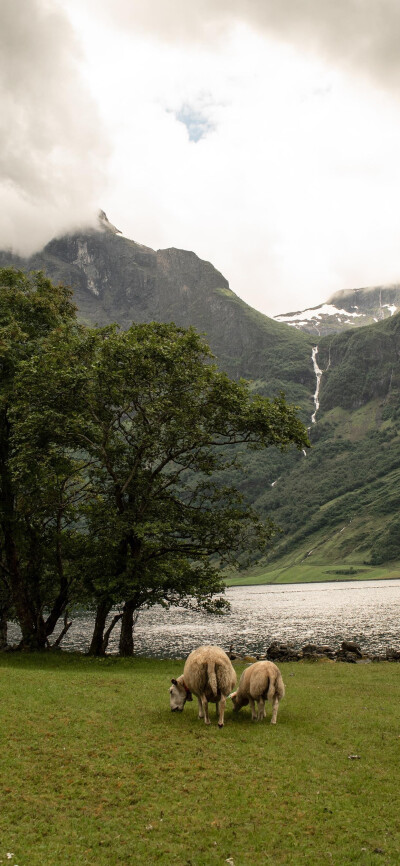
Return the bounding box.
[0,268,85,649]
[19,320,309,655]
[2,268,308,654]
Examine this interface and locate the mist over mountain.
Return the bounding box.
[1,213,399,572]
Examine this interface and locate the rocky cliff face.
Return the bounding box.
[0,215,315,404]
[316,312,400,412]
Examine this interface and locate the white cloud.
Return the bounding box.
[3,0,400,316]
[0,0,109,254]
[64,0,400,90]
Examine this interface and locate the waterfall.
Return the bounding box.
[378,288,383,319]
[311,346,323,424]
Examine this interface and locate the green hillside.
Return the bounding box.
[232,315,400,578]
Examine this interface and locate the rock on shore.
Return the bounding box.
[229,640,400,663]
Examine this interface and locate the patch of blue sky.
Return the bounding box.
[175,103,215,142]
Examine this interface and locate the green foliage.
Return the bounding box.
[18,318,307,653]
[0,269,83,648]
[246,400,400,568]
[0,268,308,652]
[368,518,400,564]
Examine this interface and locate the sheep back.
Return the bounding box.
[182,645,236,702]
[238,660,285,702]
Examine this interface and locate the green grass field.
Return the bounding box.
[1,653,399,865]
[226,559,400,586]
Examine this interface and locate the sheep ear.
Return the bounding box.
[228,691,237,700]
[186,690,193,702]
[171,678,178,685]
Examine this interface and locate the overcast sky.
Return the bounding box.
[2,1,400,316]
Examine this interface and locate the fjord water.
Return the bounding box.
[127,579,400,657]
[9,579,400,657]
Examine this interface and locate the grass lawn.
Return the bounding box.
[0,653,399,865]
[226,561,400,586]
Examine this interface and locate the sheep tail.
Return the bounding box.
[207,660,218,698]
[268,669,285,702]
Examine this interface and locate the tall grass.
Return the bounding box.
[0,653,399,865]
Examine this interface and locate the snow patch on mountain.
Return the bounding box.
[275,304,365,324]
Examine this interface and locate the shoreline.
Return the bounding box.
[5,577,400,657]
[226,574,400,587]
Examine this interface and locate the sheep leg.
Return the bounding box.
[271,696,279,724]
[200,695,210,725]
[217,695,226,728]
[257,697,266,721]
[197,697,204,719]
[249,697,257,721]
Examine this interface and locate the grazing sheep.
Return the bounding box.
[229,660,285,724]
[169,645,236,727]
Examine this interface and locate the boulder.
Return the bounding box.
[266,641,303,662]
[302,643,336,659]
[385,647,400,661]
[341,640,363,658]
[337,650,360,664]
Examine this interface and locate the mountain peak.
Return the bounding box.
[98,209,122,235]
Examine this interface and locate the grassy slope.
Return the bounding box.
[226,557,400,586]
[216,316,400,582]
[1,653,399,866]
[211,286,314,407]
[229,393,400,583]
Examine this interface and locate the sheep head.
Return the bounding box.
[169,677,192,712]
[229,690,249,711]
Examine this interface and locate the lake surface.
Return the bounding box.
[7,579,400,657]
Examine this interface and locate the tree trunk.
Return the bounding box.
[88,598,113,656]
[0,606,7,649]
[6,540,47,649]
[1,413,42,649]
[45,544,68,637]
[52,611,72,648]
[45,504,69,638]
[119,599,137,657]
[102,612,123,654]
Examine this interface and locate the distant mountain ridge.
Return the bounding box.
[0,212,315,408]
[274,284,400,336]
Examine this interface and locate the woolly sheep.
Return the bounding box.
[169,645,237,727]
[229,660,285,724]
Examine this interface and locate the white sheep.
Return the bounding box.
[229,660,285,724]
[169,645,237,727]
